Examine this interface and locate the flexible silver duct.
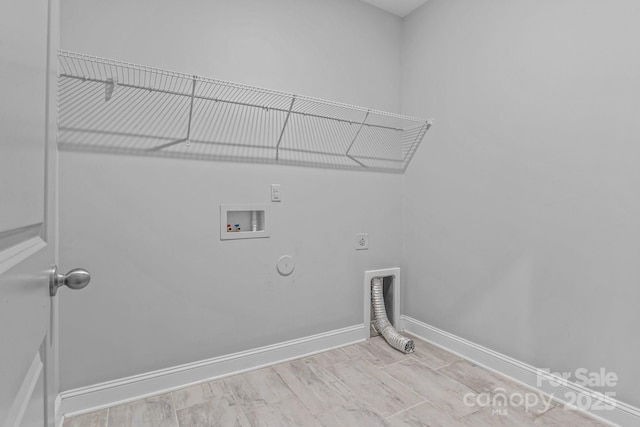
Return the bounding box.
[371,277,414,354]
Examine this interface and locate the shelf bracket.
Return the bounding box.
[345,110,370,163]
[105,78,116,101]
[184,76,197,147]
[148,76,197,152]
[346,154,367,168]
[402,118,433,171]
[276,95,296,160]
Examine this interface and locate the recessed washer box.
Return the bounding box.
[220,204,270,240]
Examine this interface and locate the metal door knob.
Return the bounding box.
[50,266,91,296]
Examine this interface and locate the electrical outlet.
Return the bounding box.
[355,233,369,250]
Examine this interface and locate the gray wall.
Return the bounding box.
[402,0,640,408]
[59,0,403,390]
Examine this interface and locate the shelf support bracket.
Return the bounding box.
[184,76,197,146]
[403,118,432,161]
[276,95,296,160]
[105,78,116,101]
[344,110,370,167]
[346,154,367,168]
[402,118,433,171]
[148,76,197,152]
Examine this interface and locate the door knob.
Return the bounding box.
[50,266,91,296]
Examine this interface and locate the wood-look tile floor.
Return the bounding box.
[63,335,609,427]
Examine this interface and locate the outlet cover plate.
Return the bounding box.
[355,233,369,250]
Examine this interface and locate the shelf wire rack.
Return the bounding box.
[58,51,432,172]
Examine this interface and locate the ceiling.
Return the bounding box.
[359,0,429,18]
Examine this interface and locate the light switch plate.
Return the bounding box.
[355,233,369,250]
[271,184,281,202]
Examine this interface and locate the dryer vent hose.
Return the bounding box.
[371,277,414,354]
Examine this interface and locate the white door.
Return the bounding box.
[1,0,60,426]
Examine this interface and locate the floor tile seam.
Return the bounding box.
[357,398,396,424]
[303,365,356,408]
[326,351,365,367]
[377,356,413,370]
[329,396,395,426]
[235,367,310,417]
[411,345,463,364]
[407,334,465,365]
[530,404,563,422]
[380,363,494,421]
[437,358,547,398]
[344,343,365,357]
[226,394,259,427]
[274,369,326,417]
[168,390,180,427]
[315,357,425,421]
[236,397,254,427]
[313,360,378,409]
[323,373,371,411]
[377,364,435,403]
[405,353,448,371]
[270,365,299,406]
[429,358,460,371]
[271,393,314,422]
[430,364,494,397]
[382,354,477,397]
[459,397,561,424]
[173,388,240,416]
[439,367,557,411]
[456,407,485,422]
[310,411,324,427]
[224,376,250,417]
[471,406,564,426]
[383,398,429,421]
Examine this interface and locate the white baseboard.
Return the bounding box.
[58,324,365,418]
[400,315,640,427]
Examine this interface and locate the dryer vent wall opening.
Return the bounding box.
[369,276,394,338]
[371,277,414,354]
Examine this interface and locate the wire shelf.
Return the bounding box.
[58,51,432,172]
